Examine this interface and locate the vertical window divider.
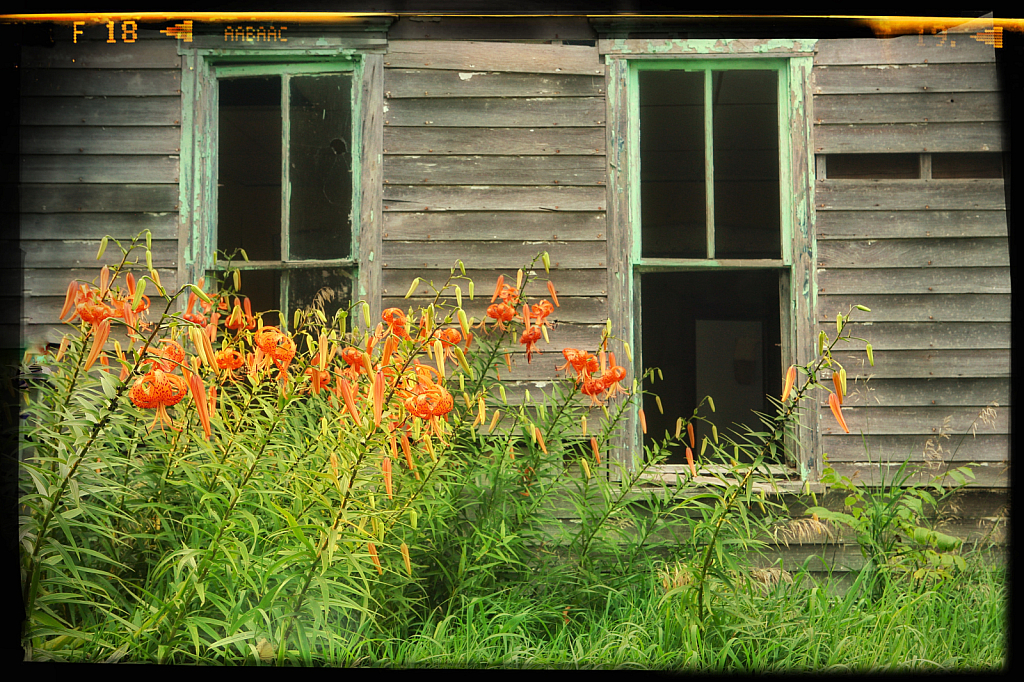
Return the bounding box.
[704,68,715,260]
[280,73,291,322]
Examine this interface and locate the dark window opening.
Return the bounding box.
[826,153,920,179]
[931,152,1003,178]
[640,269,782,464]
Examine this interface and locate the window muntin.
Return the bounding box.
[215,63,357,328]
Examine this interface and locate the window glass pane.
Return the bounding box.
[931,152,1003,178]
[827,153,919,179]
[640,269,781,464]
[639,70,706,258]
[288,73,353,261]
[218,77,282,261]
[287,267,353,329]
[712,70,780,259]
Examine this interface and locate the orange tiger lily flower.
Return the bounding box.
[382,456,393,499]
[782,365,797,403]
[129,369,189,432]
[490,274,505,304]
[687,423,695,450]
[639,408,647,434]
[832,371,844,405]
[254,326,295,383]
[187,371,212,439]
[519,325,543,364]
[685,446,696,478]
[83,318,110,371]
[368,542,382,575]
[590,436,601,465]
[338,377,362,427]
[829,392,850,433]
[372,370,385,429]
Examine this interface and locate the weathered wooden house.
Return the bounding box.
[14,13,1010,573]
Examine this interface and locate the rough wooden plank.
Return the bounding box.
[825,461,1006,488]
[814,35,996,66]
[383,211,605,241]
[816,238,1009,269]
[21,96,182,126]
[815,179,1005,210]
[600,37,817,56]
[822,433,1007,462]
[23,263,181,298]
[385,69,604,98]
[358,53,385,327]
[384,97,605,127]
[815,210,1006,239]
[812,63,1000,95]
[21,68,182,97]
[22,41,182,69]
[20,126,182,155]
[826,349,1010,379]
[384,296,607,326]
[383,155,606,186]
[20,155,179,184]
[817,267,1010,295]
[192,34,386,52]
[20,184,179,212]
[382,185,605,212]
[816,321,1010,350]
[21,239,178,269]
[381,268,606,298]
[384,40,605,76]
[386,16,595,42]
[19,212,177,242]
[382,240,606,269]
[813,122,1006,154]
[829,377,1009,407]
[817,405,1008,436]
[813,92,1002,124]
[383,126,605,155]
[817,293,1010,322]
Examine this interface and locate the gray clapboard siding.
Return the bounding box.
[385,69,605,98]
[381,268,606,298]
[24,265,178,297]
[383,126,606,155]
[816,210,1006,239]
[826,349,1010,379]
[827,377,1009,407]
[20,155,179,184]
[383,185,606,212]
[21,240,178,269]
[814,35,996,65]
[825,462,1006,488]
[813,121,1005,153]
[823,434,1007,463]
[812,63,1000,95]
[815,179,1005,210]
[384,211,606,241]
[815,321,1010,350]
[816,238,1009,268]
[19,213,178,242]
[383,155,606,186]
[382,241,605,270]
[819,405,1008,436]
[20,69,182,97]
[383,40,605,75]
[21,41,182,69]
[20,126,182,155]
[817,293,1010,322]
[21,97,182,126]
[20,184,179,212]
[812,92,1002,124]
[817,267,1010,294]
[385,96,606,127]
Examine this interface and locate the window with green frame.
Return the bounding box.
[213,62,360,328]
[628,58,808,467]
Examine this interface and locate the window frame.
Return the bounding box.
[605,44,819,489]
[179,45,384,330]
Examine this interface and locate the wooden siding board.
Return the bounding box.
[382,268,606,298]
[20,155,179,184]
[812,63,1000,95]
[19,213,178,242]
[382,185,606,212]
[817,405,1008,436]
[826,349,1010,379]
[21,68,182,97]
[815,321,1010,350]
[383,155,606,186]
[21,96,182,127]
[382,240,606,269]
[824,462,1006,488]
[599,38,817,56]
[21,240,178,270]
[22,41,182,69]
[817,293,1010,322]
[817,267,1010,294]
[826,377,1009,407]
[816,210,1006,239]
[384,69,605,98]
[815,179,1005,210]
[20,184,179,213]
[813,92,1002,124]
[814,36,996,65]
[816,238,1009,268]
[383,40,605,75]
[384,96,606,127]
[383,126,606,155]
[358,53,385,325]
[383,211,605,241]
[813,122,1006,153]
[823,434,1007,462]
[20,126,182,155]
